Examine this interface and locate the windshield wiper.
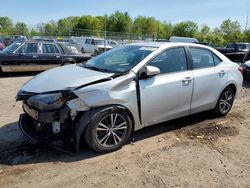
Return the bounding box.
[84,64,110,73]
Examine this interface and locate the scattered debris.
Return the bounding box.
[0,169,3,173]
[176,138,180,141]
[215,120,228,126]
[196,135,204,139]
[21,171,28,177]
[158,138,163,142]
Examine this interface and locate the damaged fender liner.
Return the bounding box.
[19,114,72,153]
[19,106,125,153]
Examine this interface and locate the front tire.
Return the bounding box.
[213,87,235,116]
[84,107,132,153]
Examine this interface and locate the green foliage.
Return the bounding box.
[14,22,29,35]
[173,21,198,37]
[0,14,250,46]
[219,19,242,42]
[44,21,57,36]
[0,17,13,35]
[75,15,104,31]
[107,11,132,32]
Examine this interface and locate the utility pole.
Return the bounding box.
[104,15,107,52]
[245,10,249,30]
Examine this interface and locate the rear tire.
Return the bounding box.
[213,86,235,117]
[84,107,132,153]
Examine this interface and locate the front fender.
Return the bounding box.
[73,105,132,152]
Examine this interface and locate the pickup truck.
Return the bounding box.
[216,43,250,63]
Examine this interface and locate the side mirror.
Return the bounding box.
[146,66,160,76]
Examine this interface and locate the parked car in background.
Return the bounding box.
[0,41,91,73]
[17,42,242,153]
[107,39,119,47]
[0,41,5,50]
[58,42,82,55]
[240,60,250,81]
[71,37,112,55]
[3,37,12,46]
[216,43,250,63]
[12,35,27,43]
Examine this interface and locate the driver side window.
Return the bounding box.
[148,47,188,74]
[17,43,38,54]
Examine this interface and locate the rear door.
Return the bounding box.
[39,43,62,70]
[140,47,193,126]
[189,47,228,113]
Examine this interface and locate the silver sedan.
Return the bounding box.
[17,42,243,153]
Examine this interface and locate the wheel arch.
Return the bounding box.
[226,83,237,95]
[61,59,76,66]
[76,104,135,152]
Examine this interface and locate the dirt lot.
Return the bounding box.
[0,73,249,188]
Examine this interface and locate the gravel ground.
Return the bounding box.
[0,72,249,188]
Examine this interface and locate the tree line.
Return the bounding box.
[0,11,250,46]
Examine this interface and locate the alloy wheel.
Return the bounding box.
[96,113,128,147]
[219,90,234,114]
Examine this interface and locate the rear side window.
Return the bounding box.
[148,47,187,74]
[213,54,222,66]
[42,44,59,54]
[189,48,215,69]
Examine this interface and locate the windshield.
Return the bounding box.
[83,45,157,73]
[2,42,22,53]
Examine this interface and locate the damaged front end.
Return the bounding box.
[17,90,89,152]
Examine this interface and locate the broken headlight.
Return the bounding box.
[27,93,66,111]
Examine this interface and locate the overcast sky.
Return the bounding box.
[1,0,249,29]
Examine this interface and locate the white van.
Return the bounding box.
[71,37,112,56]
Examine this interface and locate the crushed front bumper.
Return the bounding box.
[18,113,74,153]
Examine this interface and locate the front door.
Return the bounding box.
[10,42,41,72]
[139,47,193,126]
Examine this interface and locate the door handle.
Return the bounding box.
[219,70,226,77]
[32,55,38,58]
[56,55,60,58]
[182,77,192,85]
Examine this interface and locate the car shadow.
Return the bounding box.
[0,111,216,166]
[0,72,40,78]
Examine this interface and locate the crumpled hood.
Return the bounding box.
[20,64,113,93]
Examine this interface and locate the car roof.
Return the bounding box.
[129,42,209,49]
